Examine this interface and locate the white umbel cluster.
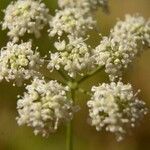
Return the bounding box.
[58,0,109,12]
[87,81,147,141]
[89,0,109,11]
[1,0,50,42]
[47,35,95,77]
[48,6,95,37]
[0,41,43,86]
[16,78,75,137]
[58,0,89,9]
[94,15,150,80]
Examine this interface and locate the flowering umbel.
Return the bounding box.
[87,82,148,141]
[58,0,109,12]
[47,35,95,77]
[48,6,94,37]
[1,0,50,42]
[16,78,75,137]
[0,41,43,86]
[0,0,149,144]
[94,15,150,80]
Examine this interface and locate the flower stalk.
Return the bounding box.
[66,120,73,150]
[78,66,104,84]
[66,89,75,150]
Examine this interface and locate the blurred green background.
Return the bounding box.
[0,0,150,150]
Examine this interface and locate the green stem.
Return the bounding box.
[78,66,104,84]
[43,73,66,85]
[57,69,72,81]
[66,120,73,150]
[66,90,75,150]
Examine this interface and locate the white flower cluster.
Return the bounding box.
[48,6,95,37]
[47,35,95,77]
[1,0,50,42]
[0,41,43,86]
[58,0,89,9]
[16,78,75,137]
[0,0,148,142]
[87,81,147,141]
[89,0,109,11]
[58,0,109,12]
[94,15,150,80]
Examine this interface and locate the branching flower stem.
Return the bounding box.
[65,66,105,150]
[65,66,104,150]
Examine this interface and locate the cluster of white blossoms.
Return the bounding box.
[87,81,148,141]
[57,0,109,12]
[47,35,95,77]
[52,0,109,38]
[16,77,75,137]
[0,0,149,142]
[57,0,89,9]
[89,0,109,11]
[0,41,43,86]
[1,0,50,42]
[48,6,95,37]
[94,15,150,80]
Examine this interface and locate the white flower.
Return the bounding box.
[48,7,95,37]
[0,41,43,86]
[58,0,90,11]
[47,35,95,77]
[1,0,50,42]
[16,77,75,137]
[94,15,150,80]
[87,81,148,141]
[48,53,61,71]
[54,40,66,51]
[93,37,111,66]
[58,0,109,12]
